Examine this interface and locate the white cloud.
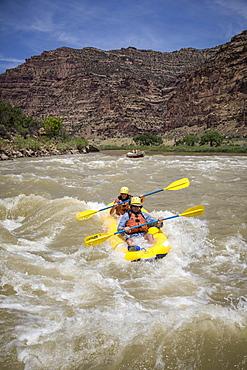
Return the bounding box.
[214,0,247,19]
[29,15,55,33]
[56,31,81,46]
[0,57,24,63]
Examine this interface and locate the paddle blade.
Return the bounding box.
[164,178,190,191]
[84,232,113,247]
[76,210,97,221]
[180,205,204,218]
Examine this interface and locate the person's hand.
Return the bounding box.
[124,226,130,233]
[139,194,145,203]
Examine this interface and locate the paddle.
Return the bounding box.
[84,205,204,247]
[76,177,190,220]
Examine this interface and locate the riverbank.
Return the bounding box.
[0,143,99,160]
[100,145,247,154]
[92,137,247,154]
[1,136,247,160]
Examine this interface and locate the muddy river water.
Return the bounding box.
[0,151,246,369]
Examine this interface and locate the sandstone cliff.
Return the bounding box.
[165,30,247,138]
[0,31,246,139]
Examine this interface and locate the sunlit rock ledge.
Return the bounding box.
[0,144,99,161]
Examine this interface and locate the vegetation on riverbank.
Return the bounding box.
[0,101,89,159]
[99,143,247,153]
[1,129,246,157]
[1,100,247,157]
[0,135,89,152]
[0,135,90,160]
[98,133,247,153]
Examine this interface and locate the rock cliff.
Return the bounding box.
[165,31,247,138]
[0,31,246,139]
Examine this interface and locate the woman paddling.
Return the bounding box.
[110,187,144,216]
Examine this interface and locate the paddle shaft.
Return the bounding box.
[85,214,179,247]
[96,190,159,212]
[98,186,180,212]
[84,205,204,247]
[142,188,165,197]
[114,214,179,236]
[97,178,190,212]
[121,204,204,234]
[77,178,190,220]
[76,191,163,219]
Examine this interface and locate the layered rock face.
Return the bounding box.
[165,31,247,137]
[0,45,218,139]
[0,31,246,139]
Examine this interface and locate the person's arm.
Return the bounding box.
[142,212,163,228]
[117,213,128,232]
[110,198,120,215]
[110,204,116,215]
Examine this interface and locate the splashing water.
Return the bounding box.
[0,152,246,369]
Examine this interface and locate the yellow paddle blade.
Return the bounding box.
[84,232,115,247]
[76,209,98,220]
[164,178,190,191]
[180,205,204,218]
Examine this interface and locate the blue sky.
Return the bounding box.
[0,0,246,74]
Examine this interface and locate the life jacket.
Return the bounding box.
[126,210,148,233]
[115,194,132,215]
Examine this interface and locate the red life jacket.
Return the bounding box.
[115,194,132,215]
[126,210,148,233]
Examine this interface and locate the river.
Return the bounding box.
[0,151,246,369]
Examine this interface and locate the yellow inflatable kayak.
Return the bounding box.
[100,207,171,262]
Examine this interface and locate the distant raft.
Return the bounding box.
[100,206,171,262]
[126,150,145,158]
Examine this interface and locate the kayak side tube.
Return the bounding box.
[124,226,170,262]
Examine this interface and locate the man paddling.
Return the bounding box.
[117,197,163,250]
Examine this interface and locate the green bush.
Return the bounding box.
[13,135,41,150]
[200,131,223,146]
[39,136,51,145]
[13,135,26,149]
[56,143,68,152]
[183,134,199,146]
[0,100,40,137]
[69,137,89,151]
[133,133,163,146]
[43,117,63,138]
[25,138,41,151]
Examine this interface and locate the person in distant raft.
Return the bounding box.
[110,187,144,216]
[117,197,163,250]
